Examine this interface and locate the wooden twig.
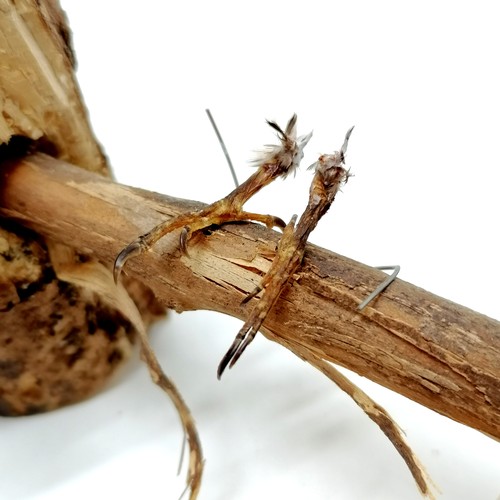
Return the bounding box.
[1,152,499,442]
[45,241,203,498]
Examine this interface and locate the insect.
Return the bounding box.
[215,125,399,376]
[217,127,354,377]
[208,124,432,496]
[113,114,312,283]
[112,115,420,499]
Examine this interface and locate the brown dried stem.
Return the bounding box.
[269,330,435,497]
[1,152,500,443]
[139,331,203,499]
[45,241,203,499]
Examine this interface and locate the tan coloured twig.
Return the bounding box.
[270,330,436,498]
[46,242,203,499]
[1,154,499,440]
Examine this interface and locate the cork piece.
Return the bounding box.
[0,0,165,414]
[0,0,107,173]
[0,222,154,415]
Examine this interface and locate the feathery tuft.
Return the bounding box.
[251,114,312,178]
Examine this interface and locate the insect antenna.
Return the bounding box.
[205,108,239,188]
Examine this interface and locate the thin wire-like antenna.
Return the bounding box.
[357,265,400,310]
[177,432,187,476]
[205,109,239,188]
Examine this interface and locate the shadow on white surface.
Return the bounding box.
[1,311,499,499]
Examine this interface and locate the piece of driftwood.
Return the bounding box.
[1,152,499,441]
[0,0,107,173]
[0,0,164,414]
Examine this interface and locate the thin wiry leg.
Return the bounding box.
[113,115,312,283]
[217,217,299,378]
[266,332,435,499]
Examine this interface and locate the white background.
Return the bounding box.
[2,1,499,499]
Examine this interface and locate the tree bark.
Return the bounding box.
[2,152,499,440]
[0,0,163,414]
[0,0,107,173]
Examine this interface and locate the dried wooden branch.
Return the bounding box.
[1,152,499,443]
[0,0,107,173]
[0,0,164,416]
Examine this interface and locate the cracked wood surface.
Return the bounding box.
[0,0,107,173]
[1,152,499,439]
[0,0,166,414]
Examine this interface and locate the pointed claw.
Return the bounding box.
[228,331,255,369]
[273,216,287,230]
[217,341,240,379]
[113,239,145,284]
[217,323,260,379]
[262,215,286,229]
[241,285,262,305]
[217,322,253,379]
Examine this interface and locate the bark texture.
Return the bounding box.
[0,0,106,172]
[1,153,499,440]
[0,0,163,415]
